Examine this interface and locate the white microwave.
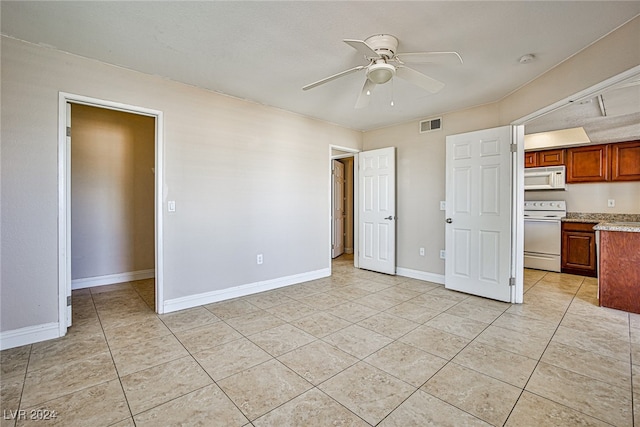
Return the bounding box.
[524,166,566,190]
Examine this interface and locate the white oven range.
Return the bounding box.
[523,200,567,272]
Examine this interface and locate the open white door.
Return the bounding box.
[358,147,396,275]
[332,160,345,258]
[445,126,516,302]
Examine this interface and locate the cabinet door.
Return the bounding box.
[611,140,640,181]
[524,151,538,168]
[538,149,565,166]
[561,231,597,276]
[566,144,609,183]
[561,222,597,277]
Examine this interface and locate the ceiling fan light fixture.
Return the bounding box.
[367,63,396,84]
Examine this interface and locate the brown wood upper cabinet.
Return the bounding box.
[566,144,609,183]
[524,148,565,168]
[611,140,640,181]
[524,151,538,168]
[539,149,565,166]
[526,141,640,182]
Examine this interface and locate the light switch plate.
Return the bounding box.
[168,200,176,212]
[440,201,446,211]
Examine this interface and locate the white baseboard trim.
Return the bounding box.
[163,268,331,314]
[0,322,60,350]
[72,269,155,290]
[344,248,354,254]
[396,267,445,285]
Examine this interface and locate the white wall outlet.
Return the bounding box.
[419,247,425,256]
[256,254,263,265]
[168,200,176,212]
[607,199,615,207]
[440,201,446,211]
[439,250,446,259]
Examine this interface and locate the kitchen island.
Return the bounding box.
[593,221,640,314]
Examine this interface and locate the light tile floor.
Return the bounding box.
[2,255,639,426]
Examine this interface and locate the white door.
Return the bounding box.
[332,160,345,258]
[445,126,514,302]
[358,147,396,274]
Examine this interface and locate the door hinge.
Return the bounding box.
[509,277,516,287]
[67,296,72,306]
[66,127,71,137]
[331,244,334,249]
[510,144,517,153]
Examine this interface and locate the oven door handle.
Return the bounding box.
[524,218,562,222]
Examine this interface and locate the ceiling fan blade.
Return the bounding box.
[355,79,376,109]
[396,66,445,93]
[344,39,380,59]
[396,51,463,65]
[302,65,365,91]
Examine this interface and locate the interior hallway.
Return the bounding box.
[1,256,638,426]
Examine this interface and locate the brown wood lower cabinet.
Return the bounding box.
[561,222,597,277]
[599,231,640,314]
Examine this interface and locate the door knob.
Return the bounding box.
[384,216,395,220]
[446,218,452,223]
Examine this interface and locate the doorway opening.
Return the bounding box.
[330,146,359,271]
[58,93,164,337]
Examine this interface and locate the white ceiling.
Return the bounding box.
[525,76,640,143]
[2,1,639,131]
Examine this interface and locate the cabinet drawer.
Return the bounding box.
[562,222,597,233]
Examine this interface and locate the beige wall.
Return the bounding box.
[1,36,361,333]
[71,104,155,281]
[525,182,640,214]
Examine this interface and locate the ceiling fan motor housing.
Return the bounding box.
[364,34,398,58]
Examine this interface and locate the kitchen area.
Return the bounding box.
[523,74,640,314]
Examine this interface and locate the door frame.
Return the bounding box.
[58,92,165,336]
[329,145,360,270]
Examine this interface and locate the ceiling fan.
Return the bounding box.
[302,34,463,108]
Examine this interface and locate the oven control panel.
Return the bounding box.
[524,200,566,211]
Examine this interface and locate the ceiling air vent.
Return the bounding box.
[419,117,442,133]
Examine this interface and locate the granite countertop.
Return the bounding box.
[563,212,640,232]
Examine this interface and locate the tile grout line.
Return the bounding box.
[91,283,138,426]
[508,273,629,427]
[500,272,574,425]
